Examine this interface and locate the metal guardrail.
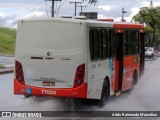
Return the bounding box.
[0,68,14,75]
[0,55,14,74]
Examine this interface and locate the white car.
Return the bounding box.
[145,47,157,60]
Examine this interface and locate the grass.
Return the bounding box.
[0,27,16,54]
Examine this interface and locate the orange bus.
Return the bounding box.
[14,18,145,107]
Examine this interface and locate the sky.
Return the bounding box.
[0,0,160,28]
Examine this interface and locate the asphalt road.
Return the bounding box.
[0,58,160,120]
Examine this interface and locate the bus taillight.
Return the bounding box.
[15,60,25,85]
[73,64,85,88]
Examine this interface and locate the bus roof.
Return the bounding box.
[19,17,144,29]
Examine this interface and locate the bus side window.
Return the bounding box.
[133,31,139,54]
[108,30,115,57]
[128,31,132,55]
[125,30,139,55]
[124,31,127,55]
[124,30,132,55]
[89,29,99,61]
[99,29,108,59]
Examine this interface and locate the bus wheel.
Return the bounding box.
[98,80,109,107]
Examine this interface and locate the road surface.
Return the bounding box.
[0,58,160,120]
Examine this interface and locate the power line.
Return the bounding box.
[55,0,67,16]
[70,1,82,16]
[55,1,57,14]
[55,1,62,16]
[45,0,49,17]
[45,0,62,17]
[77,5,87,12]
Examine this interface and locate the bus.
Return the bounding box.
[14,17,145,106]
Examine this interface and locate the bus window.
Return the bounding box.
[124,30,132,55]
[125,30,139,55]
[133,31,139,54]
[132,31,136,54]
[100,29,108,59]
[128,31,132,55]
[89,29,99,61]
[108,30,115,57]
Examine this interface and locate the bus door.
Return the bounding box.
[115,32,124,93]
[140,31,145,76]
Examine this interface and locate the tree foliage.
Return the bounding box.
[132,6,160,49]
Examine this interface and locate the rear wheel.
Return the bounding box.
[98,80,109,107]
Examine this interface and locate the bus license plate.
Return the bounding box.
[43,81,55,86]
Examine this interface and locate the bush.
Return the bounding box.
[0,27,16,54]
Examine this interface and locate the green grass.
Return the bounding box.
[0,27,16,54]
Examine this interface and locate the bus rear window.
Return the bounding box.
[22,22,82,51]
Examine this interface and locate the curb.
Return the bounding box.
[0,54,14,57]
[0,68,14,75]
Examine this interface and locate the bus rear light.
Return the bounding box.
[73,64,85,88]
[15,60,25,85]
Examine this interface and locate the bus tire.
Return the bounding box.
[98,80,109,107]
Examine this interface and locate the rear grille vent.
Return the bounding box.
[45,58,53,60]
[31,57,43,60]
[61,58,71,60]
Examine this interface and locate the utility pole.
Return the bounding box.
[150,0,153,8]
[70,1,82,16]
[45,0,61,17]
[77,5,87,12]
[45,0,55,17]
[51,0,54,17]
[121,8,127,22]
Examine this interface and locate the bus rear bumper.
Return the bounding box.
[14,79,88,98]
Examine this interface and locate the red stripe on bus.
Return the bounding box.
[114,24,144,29]
[14,79,87,98]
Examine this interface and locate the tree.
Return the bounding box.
[132,6,160,49]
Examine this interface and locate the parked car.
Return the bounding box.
[145,47,157,60]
